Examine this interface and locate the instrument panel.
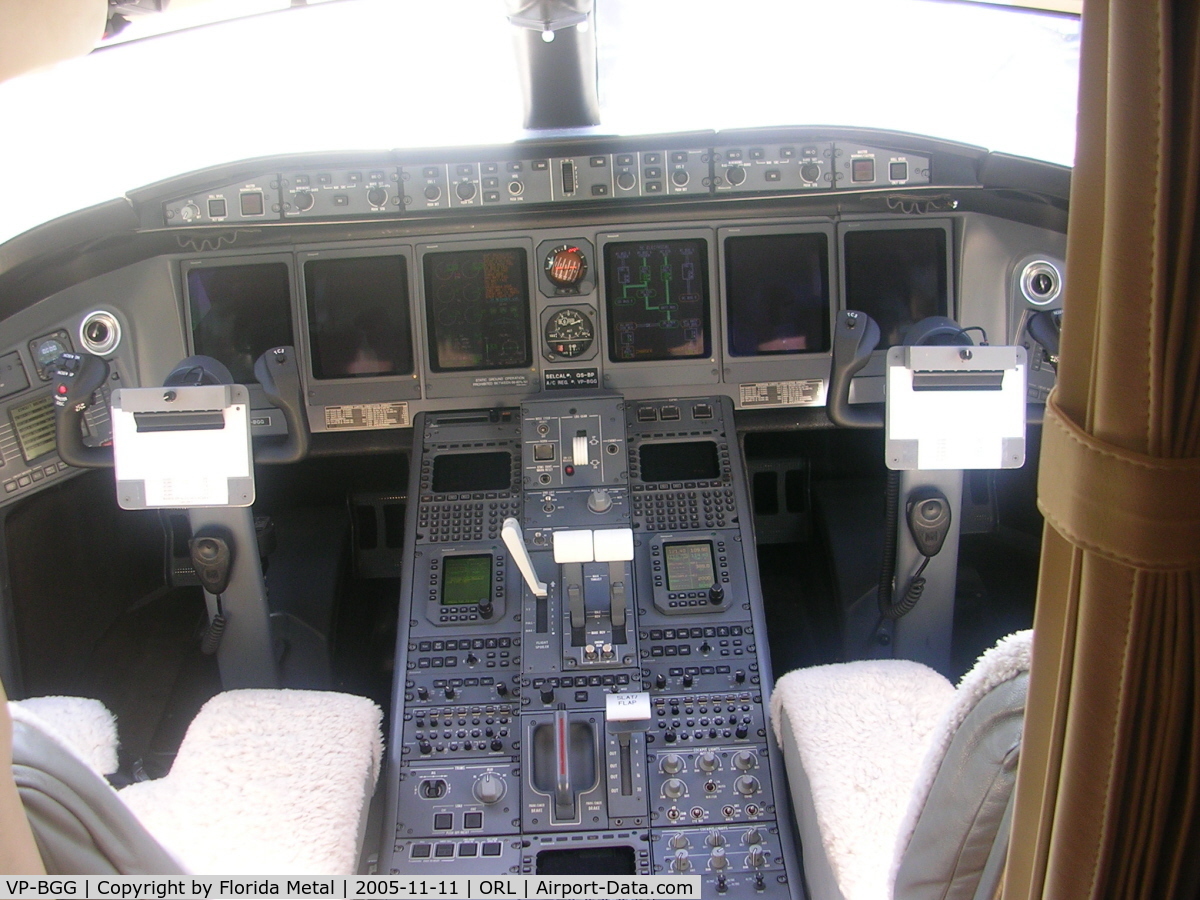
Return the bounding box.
[0,129,1068,507]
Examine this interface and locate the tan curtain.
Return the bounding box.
[1004,0,1200,898]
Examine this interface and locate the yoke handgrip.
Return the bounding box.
[252,347,310,465]
[827,310,884,429]
[52,352,114,468]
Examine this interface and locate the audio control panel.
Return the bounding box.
[382,393,798,898]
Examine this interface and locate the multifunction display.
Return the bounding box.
[441,555,493,606]
[9,395,56,464]
[725,233,830,355]
[304,255,413,380]
[186,261,293,383]
[664,541,716,592]
[423,248,531,372]
[638,440,721,482]
[431,451,513,494]
[604,239,710,362]
[843,227,949,347]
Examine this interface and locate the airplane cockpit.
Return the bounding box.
[0,1,1106,896]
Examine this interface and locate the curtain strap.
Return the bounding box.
[1038,395,1200,571]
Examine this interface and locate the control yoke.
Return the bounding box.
[52,346,310,469]
[827,310,883,429]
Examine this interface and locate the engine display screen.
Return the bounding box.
[305,255,413,380]
[664,542,716,592]
[187,262,294,384]
[423,248,531,371]
[605,239,710,361]
[638,441,721,482]
[431,451,512,493]
[844,227,948,347]
[441,555,492,606]
[536,846,637,875]
[10,396,56,464]
[725,233,830,355]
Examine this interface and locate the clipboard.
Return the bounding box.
[886,345,1027,470]
[110,384,255,509]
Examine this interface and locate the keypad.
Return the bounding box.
[631,484,734,531]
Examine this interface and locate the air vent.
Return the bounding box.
[1020,260,1062,306]
[79,310,121,355]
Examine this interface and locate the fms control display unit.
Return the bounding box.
[381,392,799,900]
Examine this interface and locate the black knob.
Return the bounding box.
[616,171,636,191]
[725,166,746,186]
[295,191,314,211]
[424,184,441,202]
[708,585,725,605]
[367,187,387,207]
[664,731,677,743]
[466,652,478,665]
[478,599,494,620]
[671,169,690,187]
[735,725,749,740]
[655,673,668,690]
[419,741,432,755]
[800,162,821,183]
[716,877,727,895]
[700,641,711,654]
[734,670,746,684]
[456,181,477,201]
[490,739,503,752]
[541,688,555,704]
[445,686,456,700]
[683,673,694,688]
[496,682,508,697]
[417,686,429,700]
[754,874,765,892]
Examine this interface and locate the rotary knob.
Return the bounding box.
[473,772,506,804]
[294,191,314,212]
[744,828,763,845]
[661,754,685,775]
[725,166,746,186]
[587,489,613,514]
[671,851,691,874]
[669,833,690,850]
[616,171,636,191]
[367,187,388,207]
[455,181,477,201]
[705,831,726,848]
[180,202,201,222]
[733,750,757,771]
[747,846,767,869]
[697,751,720,773]
[734,775,761,796]
[709,847,728,869]
[671,169,690,187]
[663,778,687,800]
[800,162,821,183]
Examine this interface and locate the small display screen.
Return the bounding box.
[638,441,721,482]
[423,248,531,371]
[10,396,56,464]
[305,255,413,380]
[187,262,293,383]
[536,846,637,875]
[844,227,948,347]
[441,555,492,606]
[431,451,512,493]
[605,239,710,361]
[725,233,830,355]
[664,542,716,592]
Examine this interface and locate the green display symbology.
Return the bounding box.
[10,395,56,464]
[441,554,493,606]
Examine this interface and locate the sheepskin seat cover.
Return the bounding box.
[120,689,382,875]
[10,696,119,776]
[770,631,1033,900]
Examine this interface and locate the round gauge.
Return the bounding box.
[544,244,588,288]
[544,308,595,358]
[30,333,71,380]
